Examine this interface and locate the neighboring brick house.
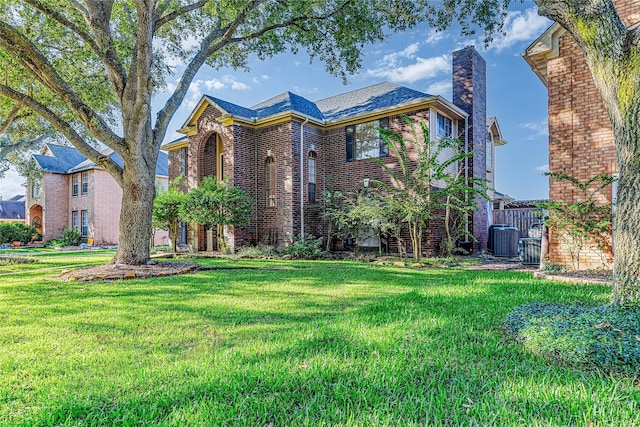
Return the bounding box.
[26,143,169,246]
[522,1,639,268]
[163,46,503,255]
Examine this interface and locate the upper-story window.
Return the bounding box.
[345,117,389,162]
[179,147,188,176]
[308,151,317,203]
[265,156,275,208]
[31,179,41,198]
[72,174,79,196]
[81,171,88,195]
[436,113,453,139]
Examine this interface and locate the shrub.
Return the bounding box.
[283,235,326,259]
[0,223,38,244]
[235,244,278,259]
[504,302,640,373]
[60,227,82,246]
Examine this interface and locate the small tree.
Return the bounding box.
[538,173,614,271]
[375,117,488,260]
[180,177,251,253]
[327,187,398,255]
[152,178,187,255]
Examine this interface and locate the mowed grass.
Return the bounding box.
[0,256,638,426]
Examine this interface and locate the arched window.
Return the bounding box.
[308,151,316,202]
[265,156,275,208]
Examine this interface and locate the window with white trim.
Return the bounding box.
[72,174,79,196]
[308,151,316,202]
[80,210,89,238]
[436,113,453,139]
[265,156,275,208]
[81,171,88,195]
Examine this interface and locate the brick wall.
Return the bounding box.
[29,173,69,242]
[452,46,488,252]
[546,0,638,269]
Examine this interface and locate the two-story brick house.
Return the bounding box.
[523,1,639,269]
[26,143,169,246]
[163,46,502,255]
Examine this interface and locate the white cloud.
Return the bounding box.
[222,75,249,90]
[292,86,319,95]
[535,164,550,173]
[0,167,25,199]
[367,54,450,84]
[425,80,452,98]
[520,119,549,139]
[425,29,445,45]
[380,42,420,67]
[205,79,225,90]
[490,8,551,51]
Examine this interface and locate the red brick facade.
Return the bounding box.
[166,47,491,255]
[524,1,638,269]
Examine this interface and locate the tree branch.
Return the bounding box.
[0,19,125,151]
[0,104,20,134]
[24,0,127,97]
[155,0,209,29]
[0,84,124,185]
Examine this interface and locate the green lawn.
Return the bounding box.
[0,256,638,426]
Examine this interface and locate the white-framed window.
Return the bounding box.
[179,147,188,176]
[72,210,79,230]
[308,151,316,203]
[345,117,389,161]
[72,174,79,196]
[81,210,89,238]
[31,179,41,198]
[81,171,88,195]
[436,113,453,139]
[265,156,275,208]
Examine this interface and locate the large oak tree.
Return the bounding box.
[1,1,639,305]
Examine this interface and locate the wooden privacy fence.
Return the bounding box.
[493,208,544,238]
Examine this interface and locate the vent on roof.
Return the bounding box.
[493,227,519,257]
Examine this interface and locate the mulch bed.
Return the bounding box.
[59,261,200,282]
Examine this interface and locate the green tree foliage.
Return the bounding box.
[0,0,430,265]
[0,222,37,244]
[538,173,614,271]
[374,117,488,260]
[180,177,251,253]
[152,178,187,254]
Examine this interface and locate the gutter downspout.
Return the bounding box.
[464,116,469,241]
[300,117,309,241]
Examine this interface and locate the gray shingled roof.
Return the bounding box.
[0,200,25,220]
[252,92,324,120]
[316,82,432,121]
[200,82,433,123]
[35,143,168,176]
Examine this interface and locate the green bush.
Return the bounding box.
[504,302,640,373]
[60,227,82,246]
[0,223,38,244]
[283,235,326,259]
[235,244,278,259]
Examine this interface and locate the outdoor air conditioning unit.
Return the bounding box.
[493,226,519,257]
[487,224,508,253]
[519,238,542,265]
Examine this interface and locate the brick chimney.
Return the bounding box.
[452,46,488,252]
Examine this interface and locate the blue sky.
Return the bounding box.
[0,1,551,201]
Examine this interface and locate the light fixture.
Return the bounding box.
[363,178,370,187]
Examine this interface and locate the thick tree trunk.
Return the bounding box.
[112,158,156,264]
[536,0,640,305]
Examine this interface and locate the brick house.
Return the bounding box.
[26,143,169,246]
[163,46,504,254]
[522,1,639,268]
